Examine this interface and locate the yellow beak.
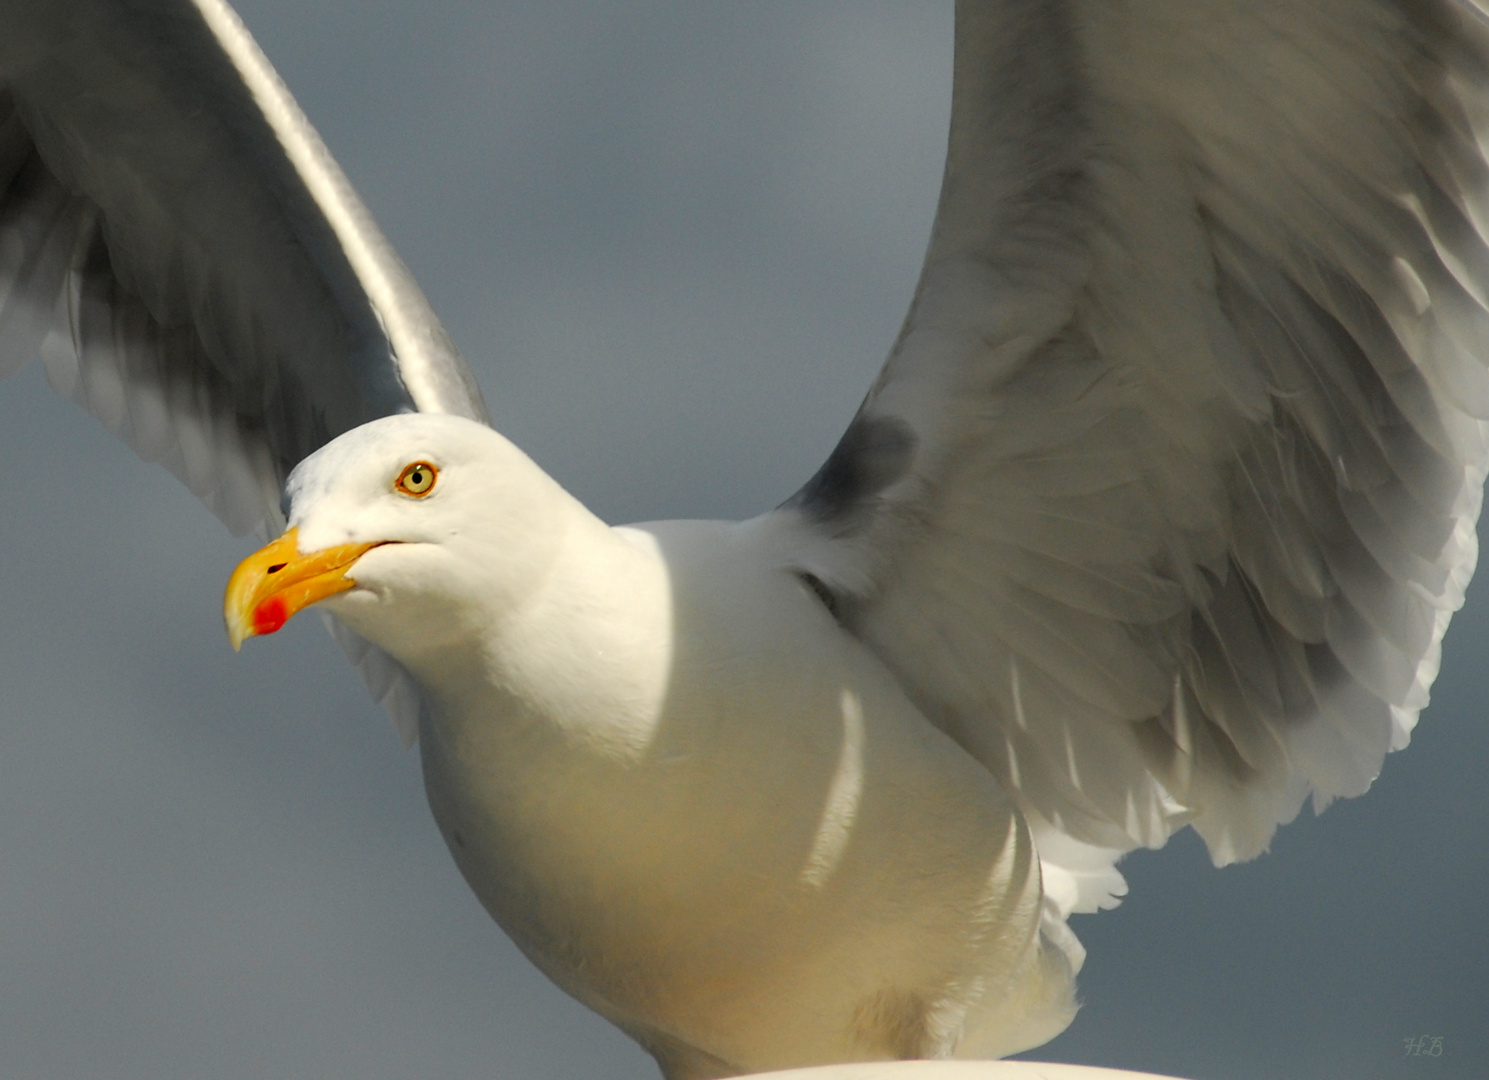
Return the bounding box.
[223,526,384,650]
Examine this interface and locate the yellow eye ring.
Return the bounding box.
[395,461,438,497]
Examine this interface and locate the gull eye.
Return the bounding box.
[395,461,438,497]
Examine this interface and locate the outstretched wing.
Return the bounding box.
[0,0,490,742]
[762,0,1489,879]
[0,0,488,527]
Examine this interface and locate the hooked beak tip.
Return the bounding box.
[223,527,377,651]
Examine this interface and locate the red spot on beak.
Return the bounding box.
[224,527,385,650]
[252,595,290,637]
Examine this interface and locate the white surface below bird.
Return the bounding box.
[225,413,1078,1076]
[750,1064,1181,1080]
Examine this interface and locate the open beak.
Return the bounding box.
[223,526,384,650]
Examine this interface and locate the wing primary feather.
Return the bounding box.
[767,0,1489,872]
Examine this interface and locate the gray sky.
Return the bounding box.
[0,3,1485,1079]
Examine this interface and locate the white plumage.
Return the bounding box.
[1,1,1487,1077]
[267,412,1076,1072]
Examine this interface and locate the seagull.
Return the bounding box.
[2,1,1487,1078]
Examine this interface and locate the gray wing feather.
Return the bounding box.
[0,0,488,529]
[0,0,489,739]
[768,0,1489,871]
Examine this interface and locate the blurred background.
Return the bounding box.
[0,3,1483,1078]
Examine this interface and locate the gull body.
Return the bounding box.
[290,414,1070,1074]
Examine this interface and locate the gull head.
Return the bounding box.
[223,413,567,660]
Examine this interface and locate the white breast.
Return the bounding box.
[401,517,1076,1077]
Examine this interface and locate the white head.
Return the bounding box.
[224,413,575,666]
